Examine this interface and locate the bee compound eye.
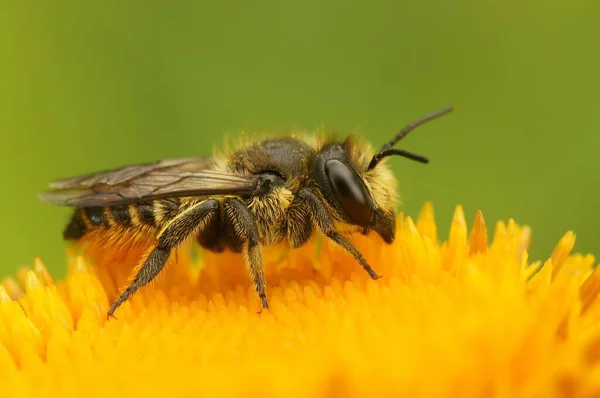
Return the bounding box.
[324,159,374,227]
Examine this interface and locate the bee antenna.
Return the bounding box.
[367,105,453,171]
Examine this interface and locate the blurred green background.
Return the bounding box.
[1,0,598,278]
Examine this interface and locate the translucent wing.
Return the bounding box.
[39,157,259,207]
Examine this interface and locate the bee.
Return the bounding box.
[39,106,453,317]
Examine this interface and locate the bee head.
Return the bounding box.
[312,106,453,244]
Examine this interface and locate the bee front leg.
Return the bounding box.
[107,199,219,318]
[297,189,382,280]
[223,198,269,311]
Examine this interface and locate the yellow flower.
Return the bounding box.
[1,203,600,397]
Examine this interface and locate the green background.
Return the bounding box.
[1,0,598,278]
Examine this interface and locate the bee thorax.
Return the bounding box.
[248,187,294,246]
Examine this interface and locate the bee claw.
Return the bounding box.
[106,312,118,321]
[367,269,383,280]
[257,296,270,314]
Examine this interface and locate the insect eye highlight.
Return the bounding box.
[324,159,373,227]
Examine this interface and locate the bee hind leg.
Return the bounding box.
[223,198,269,311]
[107,199,220,318]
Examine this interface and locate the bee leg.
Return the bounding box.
[223,198,269,311]
[287,197,314,248]
[107,199,219,318]
[298,189,382,280]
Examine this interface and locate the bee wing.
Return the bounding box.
[39,157,259,207]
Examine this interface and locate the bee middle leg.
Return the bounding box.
[107,199,219,318]
[297,189,382,280]
[223,198,269,311]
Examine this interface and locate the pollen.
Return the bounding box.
[1,203,600,397]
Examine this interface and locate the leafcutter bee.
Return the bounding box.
[40,106,453,317]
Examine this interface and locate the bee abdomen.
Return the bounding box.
[63,203,159,241]
[63,207,109,240]
[63,208,90,240]
[153,198,182,226]
[132,203,158,227]
[109,206,133,227]
[62,199,184,241]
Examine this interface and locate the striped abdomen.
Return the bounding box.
[63,198,185,240]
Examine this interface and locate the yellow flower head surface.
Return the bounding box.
[1,203,600,397]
